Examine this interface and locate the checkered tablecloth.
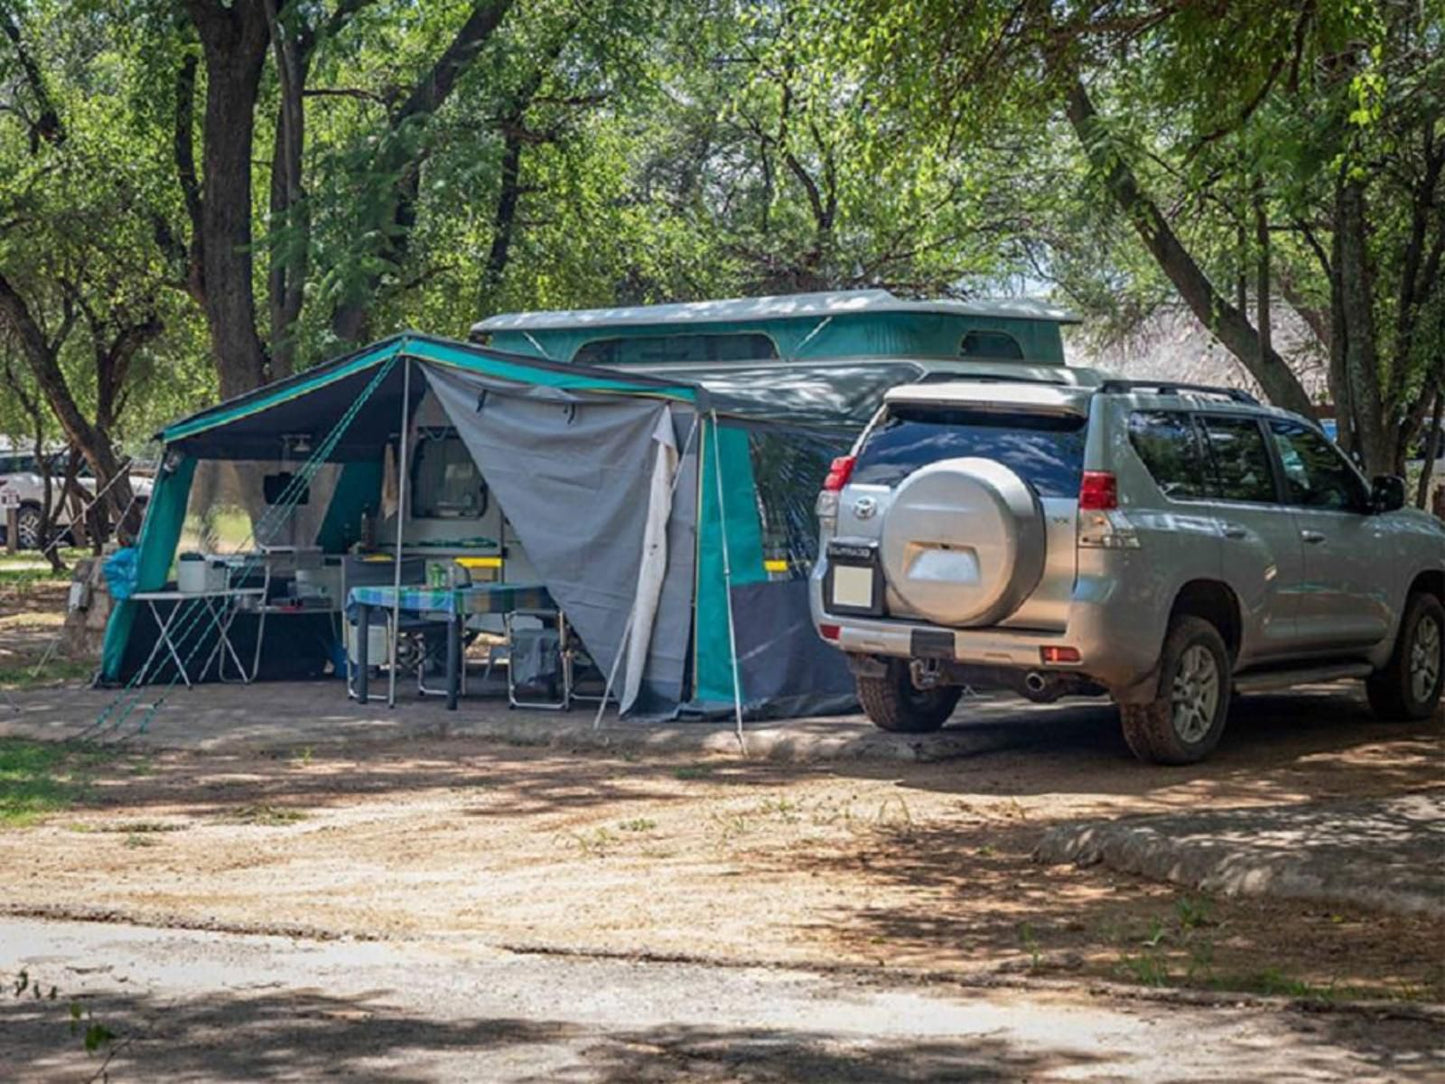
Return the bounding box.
[346,582,554,619]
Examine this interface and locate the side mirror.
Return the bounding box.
[1370,474,1406,514]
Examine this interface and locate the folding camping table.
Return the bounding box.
[346,582,556,710]
[130,588,268,688]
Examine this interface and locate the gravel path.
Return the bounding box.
[4,916,1441,1083]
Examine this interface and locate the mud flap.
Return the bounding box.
[844,653,888,679]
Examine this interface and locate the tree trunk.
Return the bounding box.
[1336,176,1392,475]
[1062,79,1315,416]
[264,0,307,380]
[1416,386,1442,509]
[0,274,137,533]
[186,0,272,399]
[29,422,63,572]
[479,126,525,310]
[1254,182,1271,371]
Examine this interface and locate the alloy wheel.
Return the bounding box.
[1409,613,1442,705]
[15,509,41,550]
[1170,643,1220,744]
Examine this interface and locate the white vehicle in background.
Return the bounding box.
[0,447,152,549]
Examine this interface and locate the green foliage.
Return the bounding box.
[1,0,1437,480]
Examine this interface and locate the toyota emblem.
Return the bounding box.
[853,496,877,519]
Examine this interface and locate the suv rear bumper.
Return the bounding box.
[812,574,1162,692]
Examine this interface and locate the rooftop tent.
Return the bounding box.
[100,334,861,721]
[470,288,1081,367]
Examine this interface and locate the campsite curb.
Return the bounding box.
[1034,792,1445,919]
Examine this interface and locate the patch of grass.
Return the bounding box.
[709,810,754,843]
[1017,922,1043,971]
[1240,967,1358,1002]
[0,550,87,585]
[0,659,95,691]
[0,738,108,827]
[755,797,800,822]
[672,762,717,780]
[1175,895,1215,930]
[98,820,185,835]
[1118,949,1171,987]
[220,803,307,826]
[618,817,657,833]
[568,827,617,857]
[1185,936,1216,982]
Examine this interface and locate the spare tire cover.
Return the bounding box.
[880,456,1046,627]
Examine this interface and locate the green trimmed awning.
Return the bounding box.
[161,332,701,448]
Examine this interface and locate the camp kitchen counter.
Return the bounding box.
[130,587,268,688]
[346,582,555,709]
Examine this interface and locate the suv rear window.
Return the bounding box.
[852,406,1086,497]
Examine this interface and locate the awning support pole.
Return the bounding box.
[708,410,746,751]
[387,356,412,708]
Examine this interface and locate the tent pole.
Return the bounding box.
[708,411,746,751]
[387,356,412,708]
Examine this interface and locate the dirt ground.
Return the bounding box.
[4,565,1443,1005]
[4,700,1441,1003]
[0,575,68,675]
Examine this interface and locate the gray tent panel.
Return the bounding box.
[422,364,696,709]
[729,580,857,719]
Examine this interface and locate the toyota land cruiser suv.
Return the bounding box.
[811,379,1445,763]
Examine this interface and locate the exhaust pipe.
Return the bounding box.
[1021,671,1063,703]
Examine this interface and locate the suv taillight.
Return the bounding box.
[1079,471,1118,511]
[822,455,856,492]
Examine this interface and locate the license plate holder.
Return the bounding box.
[825,540,883,616]
[910,629,955,660]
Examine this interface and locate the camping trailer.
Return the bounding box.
[470,288,1082,373]
[102,293,1086,723]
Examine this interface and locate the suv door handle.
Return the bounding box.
[1221,524,1248,540]
[1300,529,1326,544]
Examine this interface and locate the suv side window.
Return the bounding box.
[1199,416,1277,504]
[1268,420,1369,512]
[1127,411,1208,500]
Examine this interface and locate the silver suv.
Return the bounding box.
[811,379,1445,763]
[0,451,152,549]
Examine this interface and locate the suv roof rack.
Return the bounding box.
[1098,379,1259,405]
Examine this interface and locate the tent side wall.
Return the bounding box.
[692,418,767,709]
[99,455,197,681]
[690,415,857,719]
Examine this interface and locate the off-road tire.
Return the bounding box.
[1118,615,1232,765]
[1366,592,1444,721]
[857,661,962,733]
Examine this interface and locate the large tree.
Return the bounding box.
[821,0,1444,480]
[0,0,195,540]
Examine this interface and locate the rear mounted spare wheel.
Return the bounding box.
[880,456,1046,627]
